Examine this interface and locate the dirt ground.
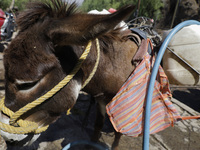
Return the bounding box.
[0,50,199,150]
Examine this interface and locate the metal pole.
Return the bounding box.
[167,47,200,75]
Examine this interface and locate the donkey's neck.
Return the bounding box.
[80,33,138,98]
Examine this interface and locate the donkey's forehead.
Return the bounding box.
[6,28,54,56]
[4,32,58,80]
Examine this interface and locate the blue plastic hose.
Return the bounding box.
[62,140,109,150]
[143,20,200,150]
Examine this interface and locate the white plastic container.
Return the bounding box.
[162,25,200,85]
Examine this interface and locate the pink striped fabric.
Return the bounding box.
[106,52,181,137]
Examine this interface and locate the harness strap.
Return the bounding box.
[128,33,141,47]
[181,116,200,120]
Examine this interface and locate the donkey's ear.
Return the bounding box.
[48,5,135,45]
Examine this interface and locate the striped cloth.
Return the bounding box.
[106,52,181,137]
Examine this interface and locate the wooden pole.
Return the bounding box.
[170,0,180,28]
[136,0,141,17]
[9,0,15,11]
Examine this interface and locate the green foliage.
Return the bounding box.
[81,0,163,20]
[0,0,12,11]
[14,0,31,11]
[139,0,163,19]
[0,0,32,11]
[81,0,137,12]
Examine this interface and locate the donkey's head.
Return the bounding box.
[0,0,134,146]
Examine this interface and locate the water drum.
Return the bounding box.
[162,25,200,85]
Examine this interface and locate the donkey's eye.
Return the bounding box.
[16,80,39,91]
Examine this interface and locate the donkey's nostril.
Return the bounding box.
[10,139,14,142]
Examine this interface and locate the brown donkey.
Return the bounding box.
[0,0,138,149]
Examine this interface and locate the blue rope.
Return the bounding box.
[62,140,109,150]
[143,20,200,150]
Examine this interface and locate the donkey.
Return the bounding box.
[0,0,139,149]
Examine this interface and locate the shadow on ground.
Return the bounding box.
[171,87,200,113]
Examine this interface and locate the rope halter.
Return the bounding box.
[0,38,100,134]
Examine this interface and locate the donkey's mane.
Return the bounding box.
[16,0,78,31]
